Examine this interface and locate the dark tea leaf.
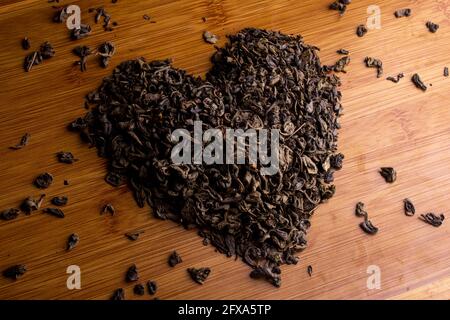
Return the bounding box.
[386,73,404,83]
[24,51,43,72]
[364,57,383,78]
[34,173,53,189]
[403,199,415,217]
[356,24,368,37]
[3,264,27,280]
[39,42,55,59]
[57,151,78,164]
[411,74,427,91]
[125,264,139,282]
[21,37,31,50]
[51,196,68,206]
[66,233,79,251]
[332,56,350,73]
[307,265,313,277]
[188,267,211,285]
[379,167,396,183]
[73,46,91,72]
[444,67,449,77]
[9,133,31,150]
[359,220,378,235]
[426,21,439,33]
[44,207,65,218]
[168,251,182,267]
[355,202,367,218]
[72,28,344,287]
[147,280,157,295]
[102,203,115,216]
[203,31,218,44]
[125,230,144,241]
[329,0,351,15]
[98,42,116,68]
[394,8,411,18]
[0,208,20,221]
[111,288,125,300]
[20,194,45,214]
[336,49,349,55]
[133,284,145,295]
[420,213,445,227]
[71,24,91,40]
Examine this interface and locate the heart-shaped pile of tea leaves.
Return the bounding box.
[71,28,343,287]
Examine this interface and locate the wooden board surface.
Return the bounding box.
[0,0,449,300]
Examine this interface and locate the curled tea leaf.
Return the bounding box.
[364,57,383,78]
[51,196,68,206]
[426,21,439,33]
[0,208,20,221]
[20,194,45,214]
[57,151,78,164]
[133,284,145,295]
[403,198,415,216]
[44,207,65,218]
[420,213,444,227]
[3,264,27,280]
[125,264,139,282]
[394,8,411,18]
[168,251,182,267]
[188,267,211,285]
[147,280,157,295]
[66,233,79,251]
[412,74,427,91]
[379,167,396,183]
[355,202,367,218]
[359,219,378,235]
[356,24,368,37]
[34,173,53,189]
[9,133,30,150]
[111,288,125,300]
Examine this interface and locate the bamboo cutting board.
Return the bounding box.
[0,0,449,300]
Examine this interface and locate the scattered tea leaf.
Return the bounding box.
[359,219,378,235]
[67,233,79,251]
[111,288,125,300]
[168,251,182,267]
[188,267,211,285]
[21,37,31,50]
[102,203,115,216]
[337,48,349,55]
[125,230,144,241]
[364,57,383,78]
[147,280,157,295]
[411,73,427,91]
[386,73,404,83]
[329,0,351,15]
[426,21,439,33]
[71,24,91,40]
[356,24,368,37]
[73,46,92,72]
[34,173,53,189]
[57,151,78,164]
[51,196,68,206]
[3,265,26,280]
[403,199,415,217]
[20,194,45,214]
[39,42,55,59]
[24,51,43,72]
[9,133,31,150]
[420,213,445,227]
[98,42,116,68]
[394,8,411,18]
[379,167,396,183]
[0,208,20,221]
[125,264,139,282]
[307,265,313,277]
[355,202,368,218]
[133,283,145,295]
[44,207,65,218]
[444,67,449,77]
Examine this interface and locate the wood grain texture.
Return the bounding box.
[0,0,449,300]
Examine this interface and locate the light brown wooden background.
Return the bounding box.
[0,0,449,300]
